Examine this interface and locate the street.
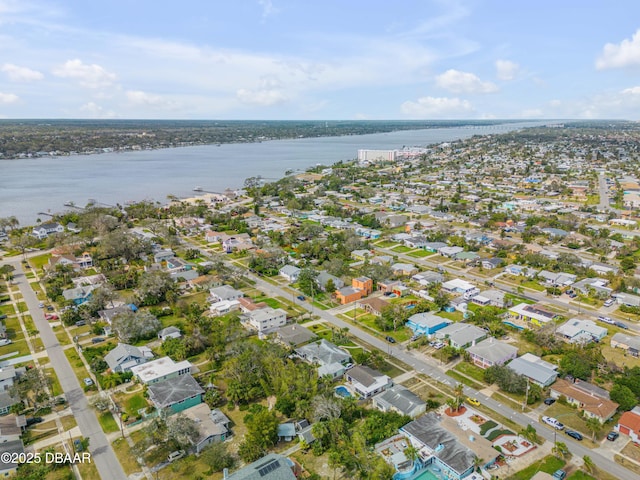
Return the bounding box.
[6,259,127,480]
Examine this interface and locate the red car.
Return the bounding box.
[45,314,59,320]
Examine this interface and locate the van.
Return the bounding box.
[603,299,615,307]
[75,320,86,327]
[167,450,185,462]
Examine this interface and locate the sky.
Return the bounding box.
[2,0,640,120]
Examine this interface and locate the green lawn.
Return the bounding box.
[438,310,464,322]
[98,411,120,434]
[445,370,483,390]
[543,402,604,442]
[408,250,434,258]
[568,472,596,480]
[29,253,51,270]
[507,456,565,480]
[454,362,487,384]
[519,280,545,291]
[391,245,413,253]
[0,304,14,315]
[63,348,91,384]
[375,240,398,248]
[112,438,142,476]
[45,368,63,396]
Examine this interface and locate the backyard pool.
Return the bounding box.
[502,320,524,331]
[335,386,352,398]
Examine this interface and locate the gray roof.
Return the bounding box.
[401,413,476,476]
[0,439,24,471]
[374,385,425,416]
[98,305,133,323]
[316,271,344,289]
[612,332,640,351]
[407,312,451,329]
[104,343,145,371]
[279,265,301,276]
[437,323,486,346]
[466,338,518,363]
[276,324,316,347]
[507,356,558,386]
[226,453,296,480]
[147,374,204,409]
[296,339,350,366]
[346,365,387,388]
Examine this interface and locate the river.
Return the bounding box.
[1,121,542,224]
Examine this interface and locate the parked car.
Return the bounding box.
[466,397,481,406]
[385,336,396,343]
[73,439,83,452]
[91,337,104,344]
[45,314,59,320]
[83,377,93,386]
[296,295,306,301]
[543,398,556,406]
[26,417,43,427]
[38,302,44,308]
[597,316,615,325]
[607,431,620,441]
[167,450,185,462]
[552,470,567,480]
[565,430,583,441]
[615,321,629,330]
[604,299,615,307]
[46,305,54,311]
[542,416,564,430]
[432,342,445,349]
[75,320,86,327]
[0,339,12,346]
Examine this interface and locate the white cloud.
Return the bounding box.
[0,92,19,103]
[125,90,181,110]
[79,102,116,118]
[400,96,473,118]
[495,60,519,81]
[258,0,277,20]
[435,69,498,94]
[52,59,117,88]
[596,30,640,69]
[236,88,288,106]
[622,86,640,95]
[2,63,43,81]
[520,108,542,118]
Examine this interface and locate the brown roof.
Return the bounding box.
[357,297,389,314]
[552,379,618,420]
[619,410,640,435]
[238,297,268,311]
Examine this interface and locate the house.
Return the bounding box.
[224,453,297,480]
[356,297,389,317]
[504,265,538,278]
[209,285,244,302]
[616,406,640,442]
[406,312,451,337]
[104,343,153,373]
[0,414,26,442]
[509,303,559,327]
[616,292,640,308]
[222,235,253,254]
[550,379,618,423]
[316,271,344,291]
[147,374,204,414]
[47,253,93,271]
[391,263,419,276]
[352,276,373,295]
[182,403,231,453]
[411,271,444,286]
[277,423,297,442]
[241,307,287,334]
[537,270,576,287]
[555,318,608,344]
[441,279,479,297]
[335,277,373,304]
[62,284,97,305]
[130,357,193,385]
[279,265,301,283]
[32,222,64,239]
[373,385,426,418]
[0,366,23,392]
[400,413,498,480]
[0,391,19,415]
[98,304,137,324]
[275,324,316,347]
[0,439,24,477]
[351,249,373,260]
[481,258,503,270]
[345,365,392,399]
[572,278,612,298]
[611,332,640,357]
[439,246,464,257]
[377,279,401,294]
[466,338,518,369]
[470,289,505,308]
[454,251,481,263]
[158,326,182,342]
[506,354,558,387]
[436,323,487,349]
[296,340,350,378]
[209,299,241,316]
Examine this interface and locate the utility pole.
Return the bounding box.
[522,377,530,411]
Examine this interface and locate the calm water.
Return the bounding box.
[0,122,541,223]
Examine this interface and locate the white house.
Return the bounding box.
[345,365,392,399]
[555,318,608,344]
[241,307,287,333]
[279,265,302,282]
[130,357,193,385]
[32,222,64,239]
[209,285,243,302]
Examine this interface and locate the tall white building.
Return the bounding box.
[357,149,396,163]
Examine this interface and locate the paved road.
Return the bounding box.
[6,259,127,480]
[599,171,611,210]
[241,269,636,480]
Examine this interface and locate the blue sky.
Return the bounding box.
[2,0,640,119]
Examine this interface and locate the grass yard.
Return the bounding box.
[391,245,413,253]
[568,472,596,480]
[59,414,77,431]
[507,455,565,480]
[29,253,51,271]
[45,368,63,396]
[543,402,603,443]
[63,348,91,384]
[375,240,398,248]
[408,249,435,258]
[0,304,14,315]
[615,454,640,476]
[76,459,101,480]
[98,411,120,434]
[437,310,464,322]
[445,370,484,390]
[112,438,143,476]
[454,362,488,384]
[519,280,546,292]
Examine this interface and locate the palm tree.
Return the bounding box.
[585,416,603,441]
[452,383,464,412]
[552,441,570,460]
[583,455,595,474]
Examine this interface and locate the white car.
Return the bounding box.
[603,299,615,307]
[0,339,12,346]
[83,377,93,386]
[433,342,445,350]
[542,416,564,430]
[597,316,615,325]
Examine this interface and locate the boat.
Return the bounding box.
[193,186,203,192]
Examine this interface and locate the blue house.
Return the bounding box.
[406,312,451,337]
[147,374,204,414]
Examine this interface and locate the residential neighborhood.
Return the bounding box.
[3,123,640,479]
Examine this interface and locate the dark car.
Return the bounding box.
[544,398,556,406]
[26,417,43,427]
[565,430,583,441]
[607,431,620,441]
[46,305,54,311]
[91,337,105,344]
[296,295,306,301]
[75,320,86,327]
[385,336,396,343]
[615,321,629,330]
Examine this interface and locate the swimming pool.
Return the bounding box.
[503,320,524,331]
[335,386,351,398]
